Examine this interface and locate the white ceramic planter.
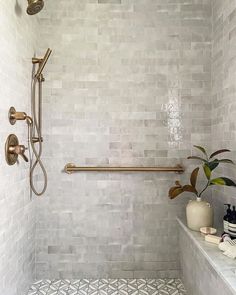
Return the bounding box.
[186,197,213,231]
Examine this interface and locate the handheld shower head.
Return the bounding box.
[34,48,52,79]
[27,0,44,15]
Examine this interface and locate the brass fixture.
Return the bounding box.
[64,163,184,174]
[26,0,44,15]
[27,48,52,196]
[5,134,28,165]
[29,48,51,144]
[32,57,43,64]
[33,48,52,80]
[32,136,43,143]
[6,49,51,195]
[8,106,30,125]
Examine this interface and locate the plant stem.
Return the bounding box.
[198,179,210,198]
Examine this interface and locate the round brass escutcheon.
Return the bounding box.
[5,134,19,165]
[8,106,16,125]
[64,163,76,174]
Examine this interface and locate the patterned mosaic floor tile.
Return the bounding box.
[28,279,187,295]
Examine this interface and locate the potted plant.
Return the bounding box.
[169,145,236,231]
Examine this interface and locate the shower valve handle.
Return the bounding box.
[18,146,29,163]
[9,144,29,162]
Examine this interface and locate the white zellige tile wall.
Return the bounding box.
[35,0,212,279]
[211,0,236,228]
[0,1,38,295]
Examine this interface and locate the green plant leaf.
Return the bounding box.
[169,145,236,201]
[169,183,182,197]
[194,145,208,158]
[187,156,207,163]
[169,187,184,199]
[210,149,230,159]
[208,160,219,171]
[220,177,236,186]
[207,159,234,170]
[210,178,225,185]
[182,185,197,194]
[210,177,236,186]
[190,167,199,187]
[215,159,235,164]
[203,164,211,180]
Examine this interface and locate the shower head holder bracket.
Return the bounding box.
[32,57,43,64]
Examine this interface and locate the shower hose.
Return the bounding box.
[27,77,47,196]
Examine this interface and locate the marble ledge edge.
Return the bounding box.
[177,217,236,294]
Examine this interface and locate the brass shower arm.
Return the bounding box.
[26,116,33,125]
[9,107,33,126]
[9,107,27,125]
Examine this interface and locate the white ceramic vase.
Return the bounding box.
[186,197,213,231]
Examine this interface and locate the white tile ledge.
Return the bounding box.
[177,218,236,294]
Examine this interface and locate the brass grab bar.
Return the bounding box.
[64,163,184,174]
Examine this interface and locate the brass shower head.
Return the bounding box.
[27,0,44,15]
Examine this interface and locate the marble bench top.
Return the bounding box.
[177,218,236,295]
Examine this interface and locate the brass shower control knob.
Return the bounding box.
[5,134,28,165]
